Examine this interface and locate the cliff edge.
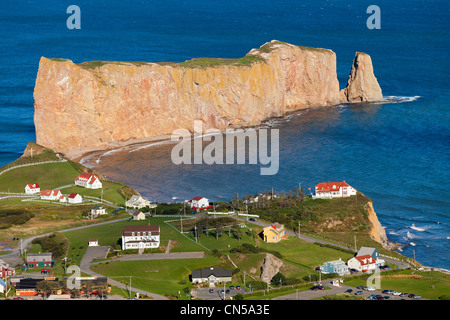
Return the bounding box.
[33,41,383,155]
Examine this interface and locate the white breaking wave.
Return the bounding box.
[410,224,426,232]
[410,242,416,246]
[384,95,421,103]
[406,231,416,239]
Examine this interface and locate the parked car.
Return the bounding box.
[345,289,353,293]
[408,294,422,299]
[249,218,255,221]
[209,289,214,293]
[13,297,23,300]
[392,291,401,296]
[367,287,376,291]
[236,286,241,290]
[310,286,325,291]
[230,286,234,290]
[400,292,409,297]
[354,291,363,295]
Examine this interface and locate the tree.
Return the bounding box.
[270,272,287,286]
[37,280,61,298]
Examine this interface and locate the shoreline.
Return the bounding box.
[66,96,414,167]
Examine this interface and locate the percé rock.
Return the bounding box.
[33,41,383,155]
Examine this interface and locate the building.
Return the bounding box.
[347,254,377,272]
[15,278,63,296]
[0,279,6,293]
[126,195,152,209]
[88,239,99,247]
[313,181,357,199]
[121,225,160,250]
[191,267,232,286]
[91,205,106,217]
[188,196,210,210]
[320,258,350,275]
[40,190,62,201]
[356,247,385,267]
[75,173,102,189]
[262,223,287,243]
[25,183,40,194]
[68,193,83,204]
[59,195,67,203]
[0,259,15,278]
[26,253,53,269]
[130,210,146,221]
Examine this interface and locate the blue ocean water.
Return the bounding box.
[0,1,449,268]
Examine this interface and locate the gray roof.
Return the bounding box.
[26,252,52,262]
[192,267,232,279]
[357,247,378,257]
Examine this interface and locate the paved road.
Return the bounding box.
[235,215,411,270]
[0,217,129,264]
[272,281,426,300]
[80,247,205,300]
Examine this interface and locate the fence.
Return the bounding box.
[0,159,67,176]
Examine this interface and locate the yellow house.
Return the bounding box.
[263,223,287,243]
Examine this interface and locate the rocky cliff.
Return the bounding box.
[33,40,383,155]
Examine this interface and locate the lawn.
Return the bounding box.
[90,255,222,299]
[0,161,80,193]
[343,270,450,300]
[59,181,128,205]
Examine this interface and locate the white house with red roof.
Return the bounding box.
[187,196,210,210]
[25,183,40,195]
[313,181,357,199]
[75,173,102,189]
[40,190,62,201]
[68,193,82,204]
[347,254,377,272]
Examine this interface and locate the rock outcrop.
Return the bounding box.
[260,253,284,284]
[33,41,383,155]
[365,201,391,249]
[340,52,384,103]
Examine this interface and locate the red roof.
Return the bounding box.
[41,190,60,196]
[354,254,375,266]
[76,173,99,184]
[315,181,350,193]
[191,196,205,201]
[68,193,79,199]
[27,183,40,189]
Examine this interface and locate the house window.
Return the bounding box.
[132,232,135,236]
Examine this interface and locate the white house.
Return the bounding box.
[88,239,99,247]
[25,183,40,195]
[347,255,377,272]
[188,196,210,210]
[125,195,152,209]
[121,225,160,250]
[130,210,146,221]
[313,181,357,199]
[91,205,106,217]
[68,193,83,204]
[191,267,232,285]
[40,190,62,201]
[75,173,102,189]
[59,196,67,203]
[320,258,350,275]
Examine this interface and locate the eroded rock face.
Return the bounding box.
[260,253,284,284]
[33,41,383,155]
[340,52,384,103]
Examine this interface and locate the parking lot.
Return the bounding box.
[191,286,249,300]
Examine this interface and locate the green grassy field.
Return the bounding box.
[344,270,450,300]
[0,162,80,193]
[91,255,222,299]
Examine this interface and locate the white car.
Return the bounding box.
[367,287,376,291]
[392,291,401,296]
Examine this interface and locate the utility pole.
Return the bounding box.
[354,235,357,252]
[298,221,301,238]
